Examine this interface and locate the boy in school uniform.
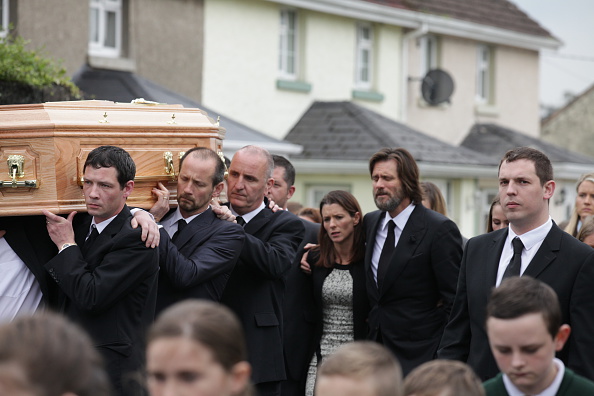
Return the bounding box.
[484,276,594,396]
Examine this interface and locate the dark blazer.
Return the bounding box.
[156,207,245,313]
[221,206,304,385]
[311,256,370,347]
[364,205,462,375]
[0,215,59,309]
[281,219,319,396]
[44,206,159,396]
[438,224,594,381]
[483,368,594,396]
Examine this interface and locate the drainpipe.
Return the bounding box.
[401,23,428,123]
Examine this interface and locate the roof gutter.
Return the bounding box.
[401,23,428,122]
[265,0,562,51]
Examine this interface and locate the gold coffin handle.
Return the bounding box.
[0,155,39,189]
[77,151,180,186]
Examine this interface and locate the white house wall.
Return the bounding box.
[203,0,402,140]
[406,35,540,144]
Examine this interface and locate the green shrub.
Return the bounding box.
[0,34,80,100]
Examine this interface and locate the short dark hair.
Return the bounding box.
[179,147,226,186]
[486,276,561,338]
[369,148,423,204]
[499,147,553,186]
[272,155,295,186]
[84,145,135,189]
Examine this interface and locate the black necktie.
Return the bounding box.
[236,216,246,227]
[502,237,524,280]
[82,225,99,256]
[172,219,187,243]
[377,220,396,289]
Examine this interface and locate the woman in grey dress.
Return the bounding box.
[305,191,369,396]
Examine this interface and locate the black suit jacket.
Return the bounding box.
[0,215,58,309]
[221,206,304,384]
[44,206,159,396]
[156,207,245,313]
[438,224,594,381]
[282,219,319,393]
[364,205,462,375]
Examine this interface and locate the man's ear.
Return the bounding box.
[554,324,571,352]
[213,182,225,197]
[287,185,296,200]
[266,177,274,190]
[543,180,556,200]
[123,180,134,198]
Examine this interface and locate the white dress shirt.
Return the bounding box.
[0,237,43,323]
[496,217,552,287]
[371,204,415,283]
[160,207,204,238]
[230,201,266,225]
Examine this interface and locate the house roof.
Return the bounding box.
[541,83,594,127]
[72,64,301,155]
[284,101,495,166]
[461,123,594,164]
[362,0,554,38]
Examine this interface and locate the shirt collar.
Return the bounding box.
[502,358,565,396]
[381,203,415,231]
[168,207,205,225]
[230,201,266,224]
[507,216,553,252]
[91,214,118,234]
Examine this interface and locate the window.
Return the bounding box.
[420,35,438,76]
[355,23,373,89]
[89,0,122,57]
[476,45,492,103]
[0,0,8,38]
[279,9,298,80]
[307,184,351,207]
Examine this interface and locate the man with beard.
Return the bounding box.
[364,147,463,375]
[150,147,245,313]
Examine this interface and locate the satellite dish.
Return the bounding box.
[421,69,454,106]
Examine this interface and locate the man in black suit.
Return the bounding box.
[364,147,463,375]
[150,147,245,312]
[269,155,319,396]
[42,145,159,396]
[221,145,304,396]
[438,146,594,381]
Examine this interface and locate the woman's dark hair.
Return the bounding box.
[315,190,365,268]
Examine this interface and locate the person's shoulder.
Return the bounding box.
[482,373,506,395]
[562,368,594,392]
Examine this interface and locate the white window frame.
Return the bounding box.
[307,184,351,208]
[89,0,122,58]
[420,34,438,76]
[278,9,298,80]
[476,44,492,103]
[355,23,373,90]
[0,0,9,39]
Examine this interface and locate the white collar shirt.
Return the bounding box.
[160,207,204,239]
[371,203,415,283]
[230,201,266,225]
[496,217,553,287]
[502,358,564,396]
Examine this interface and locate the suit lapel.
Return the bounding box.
[174,207,215,248]
[380,205,427,294]
[365,211,383,297]
[244,208,273,235]
[485,229,508,287]
[82,206,130,262]
[523,224,560,279]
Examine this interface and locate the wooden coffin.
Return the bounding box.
[0,100,225,216]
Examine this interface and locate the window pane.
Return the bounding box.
[104,11,116,48]
[89,8,99,43]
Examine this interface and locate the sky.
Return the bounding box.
[511,0,594,108]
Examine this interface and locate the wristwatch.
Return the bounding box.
[60,243,77,253]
